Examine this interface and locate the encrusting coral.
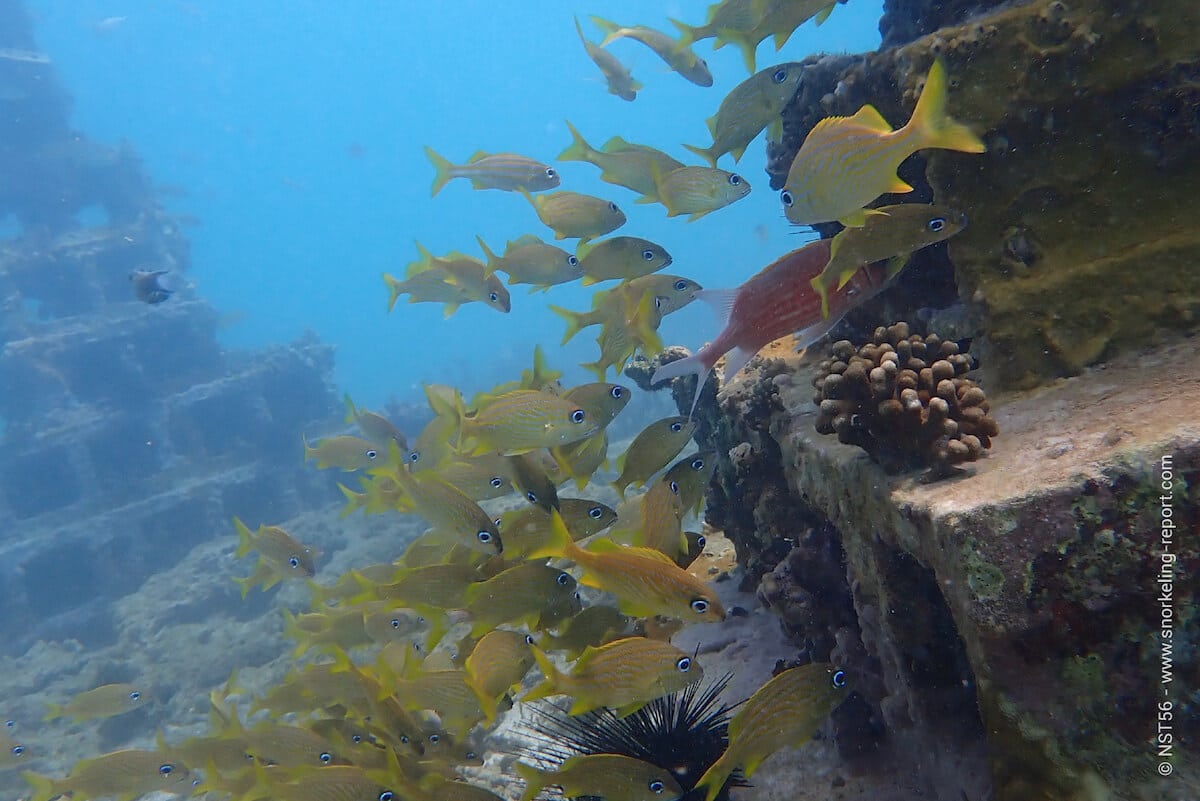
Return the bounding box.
[812,322,998,478]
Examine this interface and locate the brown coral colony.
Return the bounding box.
[812,322,999,477]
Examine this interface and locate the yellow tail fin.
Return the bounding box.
[906,59,986,154]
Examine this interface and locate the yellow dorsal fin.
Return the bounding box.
[847,104,893,133]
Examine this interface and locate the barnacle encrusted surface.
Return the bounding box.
[812,322,998,477]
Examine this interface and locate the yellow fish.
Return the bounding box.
[613,416,697,497]
[521,188,626,244]
[460,561,579,638]
[435,455,516,501]
[464,629,537,722]
[540,605,635,659]
[517,753,684,801]
[574,16,641,101]
[811,203,967,317]
[43,683,150,723]
[669,0,758,48]
[694,664,850,801]
[646,165,750,222]
[495,499,617,560]
[626,476,686,558]
[562,381,632,429]
[559,121,683,201]
[451,389,601,456]
[303,434,384,471]
[282,606,373,656]
[1,730,28,771]
[782,58,986,228]
[525,636,703,717]
[24,750,193,801]
[551,431,608,489]
[385,452,504,555]
[351,562,481,611]
[529,510,725,623]
[343,394,408,452]
[504,452,560,511]
[663,450,717,516]
[247,764,394,801]
[425,146,559,196]
[590,16,712,87]
[677,530,708,569]
[232,516,319,595]
[476,234,582,292]
[383,269,508,317]
[685,62,804,166]
[717,0,838,73]
[550,274,701,345]
[581,291,664,381]
[576,235,673,286]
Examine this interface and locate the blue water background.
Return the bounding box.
[30,0,882,408]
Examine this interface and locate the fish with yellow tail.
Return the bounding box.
[811,203,967,318]
[651,239,892,418]
[668,0,758,49]
[684,62,804,166]
[559,121,683,201]
[516,753,685,801]
[664,450,717,517]
[343,394,408,452]
[24,750,194,801]
[232,517,319,597]
[612,416,697,498]
[476,234,582,292]
[710,0,839,73]
[550,274,701,345]
[464,629,537,724]
[525,636,703,717]
[645,165,750,222]
[782,58,986,228]
[527,509,725,623]
[443,388,601,456]
[576,235,673,286]
[589,16,712,87]
[520,188,626,244]
[43,683,151,723]
[574,16,641,101]
[693,663,850,801]
[303,434,384,471]
[424,146,559,196]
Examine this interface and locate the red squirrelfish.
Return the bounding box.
[651,239,890,416]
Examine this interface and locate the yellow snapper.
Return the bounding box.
[551,431,609,489]
[1,730,28,771]
[353,562,482,611]
[685,62,804,166]
[464,629,537,722]
[248,764,395,801]
[521,188,626,244]
[239,721,345,767]
[525,636,702,717]
[233,517,319,579]
[694,664,850,801]
[677,530,708,569]
[517,753,684,801]
[435,455,515,501]
[424,146,558,196]
[476,234,582,292]
[386,454,504,555]
[460,561,579,637]
[590,16,712,87]
[574,16,641,101]
[559,121,684,201]
[453,389,601,456]
[283,606,373,657]
[24,750,193,801]
[541,605,635,659]
[663,450,717,516]
[529,510,725,623]
[646,166,750,222]
[415,242,512,312]
[43,683,150,723]
[383,666,485,737]
[613,416,698,497]
[576,236,673,286]
[669,0,758,48]
[363,606,428,646]
[562,382,632,429]
[343,394,407,452]
[627,476,687,558]
[494,499,617,560]
[410,390,460,470]
[419,774,505,801]
[550,274,702,345]
[383,269,507,318]
[717,0,839,73]
[811,203,967,317]
[782,58,986,228]
[303,434,384,471]
[503,452,560,511]
[581,291,664,381]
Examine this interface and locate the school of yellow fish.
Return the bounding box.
[20,2,989,800]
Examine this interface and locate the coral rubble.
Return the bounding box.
[812,322,998,479]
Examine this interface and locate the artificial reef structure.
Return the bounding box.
[647,0,1199,799]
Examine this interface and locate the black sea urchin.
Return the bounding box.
[517,674,747,801]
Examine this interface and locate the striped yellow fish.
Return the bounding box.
[464,629,537,723]
[576,235,673,286]
[647,166,750,222]
[517,753,684,801]
[559,121,683,201]
[716,0,838,73]
[685,62,804,166]
[613,416,697,498]
[43,683,151,723]
[476,234,582,292]
[590,16,712,87]
[669,0,758,48]
[385,449,504,555]
[424,146,558,196]
[781,58,986,228]
[521,188,627,244]
[549,274,701,345]
[694,663,850,801]
[24,751,193,801]
[664,450,717,516]
[574,16,641,101]
[451,389,602,455]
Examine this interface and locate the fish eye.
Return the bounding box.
[477,530,493,544]
[654,296,664,309]
[570,409,586,424]
[676,656,692,672]
[573,591,582,600]
[649,780,665,794]
[772,68,787,83]
[352,734,363,743]
[489,291,499,302]
[159,764,175,776]
[4,720,13,728]
[466,751,479,760]
[728,174,742,186]
[928,217,946,232]
[781,190,794,207]
[697,536,706,547]
[525,634,536,644]
[366,449,378,460]
[494,517,503,527]
[568,255,579,266]
[556,572,570,586]
[390,618,402,629]
[320,751,333,764]
[489,477,504,488]
[408,450,421,463]
[12,745,24,756]
[608,201,619,213]
[690,457,704,470]
[832,670,847,688]
[669,480,679,494]
[129,691,141,700]
[641,248,655,261]
[546,167,556,178]
[610,385,625,399]
[289,556,300,568]
[670,421,683,432]
[429,734,440,744]
[379,793,395,801]
[673,279,688,291]
[690,598,710,614]
[526,491,538,503]
[588,505,603,518]
[400,735,409,744]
